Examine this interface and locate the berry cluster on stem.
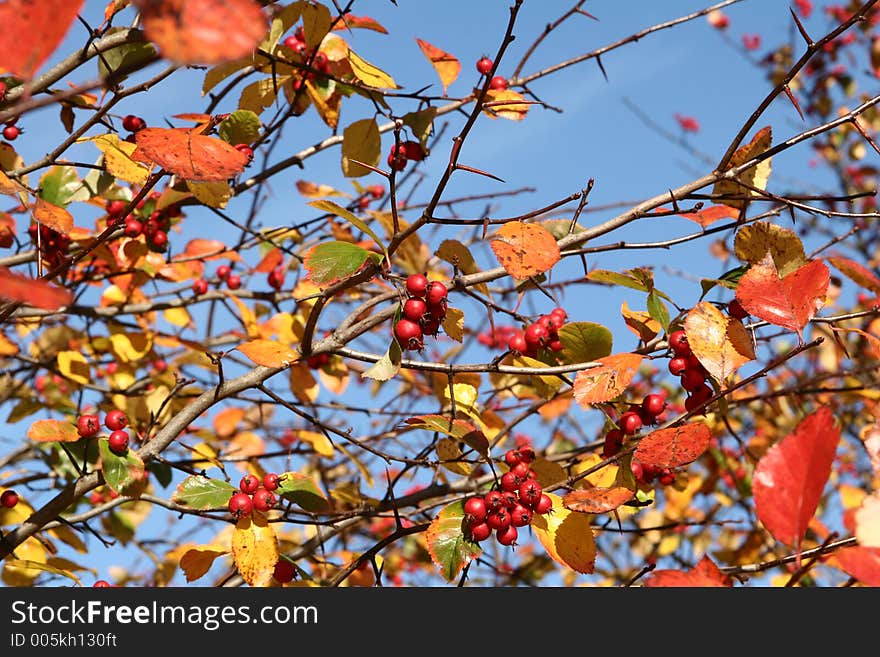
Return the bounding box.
[228,472,284,519]
[393,274,449,351]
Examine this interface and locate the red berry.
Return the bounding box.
[518,480,543,507]
[123,217,143,237]
[122,115,146,132]
[234,143,254,160]
[503,449,522,467]
[497,490,517,509]
[108,430,129,454]
[273,559,297,583]
[602,428,624,458]
[216,264,231,280]
[149,229,168,250]
[550,307,568,322]
[307,353,330,369]
[510,461,532,479]
[387,147,407,171]
[631,462,645,483]
[524,323,549,348]
[641,393,666,418]
[469,522,491,542]
[500,471,523,492]
[403,297,428,322]
[483,490,504,510]
[680,368,707,392]
[402,140,425,161]
[510,503,532,527]
[93,580,111,588]
[267,266,286,290]
[463,496,488,523]
[495,524,518,546]
[1,490,19,508]
[728,299,748,319]
[476,56,493,75]
[620,411,643,435]
[405,273,428,297]
[282,35,302,49]
[228,491,253,518]
[105,410,128,431]
[3,125,20,140]
[106,199,127,216]
[507,332,527,354]
[489,76,508,90]
[659,471,676,486]
[313,51,329,71]
[367,184,384,199]
[192,278,209,295]
[394,319,423,350]
[548,339,564,352]
[668,330,691,356]
[0,81,6,101]
[252,487,277,512]
[486,508,511,531]
[425,280,448,306]
[262,473,281,492]
[240,474,260,494]
[226,273,242,290]
[77,413,101,438]
[532,493,553,515]
[668,356,688,376]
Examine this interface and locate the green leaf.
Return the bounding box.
[401,107,437,149]
[647,290,670,332]
[39,165,89,207]
[700,265,749,299]
[340,118,381,178]
[238,77,282,115]
[98,438,147,496]
[511,354,563,399]
[276,472,331,512]
[404,415,489,457]
[218,109,262,146]
[362,339,402,381]
[304,241,382,285]
[171,475,236,510]
[587,268,671,301]
[542,219,587,240]
[97,28,157,81]
[347,49,398,89]
[426,501,482,582]
[558,322,613,364]
[308,199,385,258]
[81,166,115,198]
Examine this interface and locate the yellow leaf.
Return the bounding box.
[713,126,772,209]
[0,329,19,356]
[734,221,806,278]
[232,514,279,587]
[81,133,151,185]
[2,537,47,586]
[56,350,90,385]
[684,301,755,383]
[341,118,381,178]
[237,339,299,368]
[227,294,260,339]
[3,559,81,585]
[483,89,530,121]
[442,307,464,343]
[347,48,399,88]
[415,38,460,95]
[187,180,233,209]
[436,438,471,475]
[295,430,335,457]
[530,493,596,574]
[179,546,229,583]
[163,306,193,328]
[572,453,618,489]
[188,442,224,471]
[855,491,880,548]
[33,198,73,235]
[289,362,319,403]
[109,331,153,363]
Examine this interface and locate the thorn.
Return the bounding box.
[455,163,505,182]
[576,8,599,21]
[345,157,388,177]
[790,8,814,47]
[851,119,880,158]
[667,189,681,213]
[783,84,805,122]
[596,54,608,82]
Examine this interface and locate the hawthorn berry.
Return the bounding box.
[228,491,253,518]
[532,493,553,515]
[122,114,146,132]
[486,508,511,531]
[510,461,532,479]
[105,409,128,431]
[463,496,488,523]
[668,356,688,376]
[149,229,168,250]
[273,559,297,583]
[267,266,286,290]
[620,411,643,435]
[1,490,19,508]
[499,490,519,508]
[469,522,492,542]
[394,318,423,350]
[495,524,518,546]
[2,125,20,141]
[425,280,448,306]
[106,199,127,217]
[262,473,281,492]
[602,428,624,458]
[500,471,524,493]
[680,368,707,392]
[507,332,528,354]
[403,297,428,322]
[240,474,260,494]
[518,480,543,507]
[77,413,101,438]
[234,143,254,160]
[252,487,277,512]
[216,264,231,280]
[367,184,384,199]
[668,330,691,356]
[484,490,504,510]
[476,56,493,75]
[489,76,508,90]
[402,140,426,161]
[641,394,666,418]
[123,217,143,237]
[510,504,532,527]
[659,471,676,486]
[192,278,209,295]
[524,323,549,349]
[406,273,428,297]
[108,430,130,454]
[387,145,407,171]
[226,273,242,290]
[93,580,111,588]
[307,353,331,369]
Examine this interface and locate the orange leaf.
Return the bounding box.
[0,0,83,79]
[678,204,739,228]
[644,556,733,587]
[213,407,245,440]
[621,300,661,342]
[0,267,72,311]
[33,198,73,235]
[563,487,635,514]
[134,127,249,182]
[237,339,299,368]
[134,0,267,65]
[255,247,283,273]
[572,353,643,406]
[415,38,460,95]
[179,547,228,583]
[27,419,80,443]
[483,89,531,121]
[834,546,880,586]
[684,301,755,382]
[334,14,388,33]
[489,221,560,279]
[828,255,880,295]
[633,422,712,469]
[182,238,229,260]
[735,256,829,336]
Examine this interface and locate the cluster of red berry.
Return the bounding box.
[393,274,449,350]
[77,409,131,455]
[27,223,71,268]
[283,26,331,81]
[666,330,713,413]
[107,190,182,253]
[356,184,385,210]
[632,462,677,486]
[506,307,567,357]
[192,262,241,296]
[463,448,553,547]
[476,55,509,90]
[602,393,667,458]
[387,140,426,172]
[228,472,284,519]
[1,489,19,509]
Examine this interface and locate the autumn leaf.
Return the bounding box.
[621,301,661,342]
[237,339,299,368]
[734,221,806,277]
[134,127,250,182]
[426,501,482,582]
[232,514,279,588]
[98,439,147,497]
[182,238,231,261]
[834,547,880,586]
[855,492,880,548]
[713,125,772,209]
[341,118,381,177]
[489,221,560,279]
[304,241,382,285]
[80,133,151,185]
[753,406,840,555]
[684,301,755,382]
[828,255,880,295]
[415,38,460,95]
[33,198,73,235]
[531,493,596,574]
[563,487,635,514]
[483,89,530,121]
[405,415,488,457]
[333,14,388,33]
[0,0,83,79]
[27,419,80,443]
[643,555,733,587]
[572,353,643,406]
[172,475,236,510]
[134,0,268,66]
[633,422,712,469]
[735,255,829,336]
[678,204,739,228]
[179,547,228,583]
[56,350,90,386]
[557,322,613,364]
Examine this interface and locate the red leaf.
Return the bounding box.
[753,407,840,554]
[134,128,249,182]
[835,546,880,586]
[735,256,829,335]
[828,255,880,295]
[679,204,738,228]
[0,0,84,79]
[563,487,635,514]
[644,556,733,587]
[633,422,712,469]
[0,267,73,311]
[134,0,268,65]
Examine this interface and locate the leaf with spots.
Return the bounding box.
[633,422,712,469]
[713,126,772,209]
[0,0,83,78]
[563,487,635,514]
[232,514,279,588]
[531,493,596,574]
[172,475,236,510]
[684,301,755,382]
[304,241,382,285]
[426,501,482,582]
[489,221,560,279]
[134,127,250,182]
[734,221,805,278]
[572,352,643,406]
